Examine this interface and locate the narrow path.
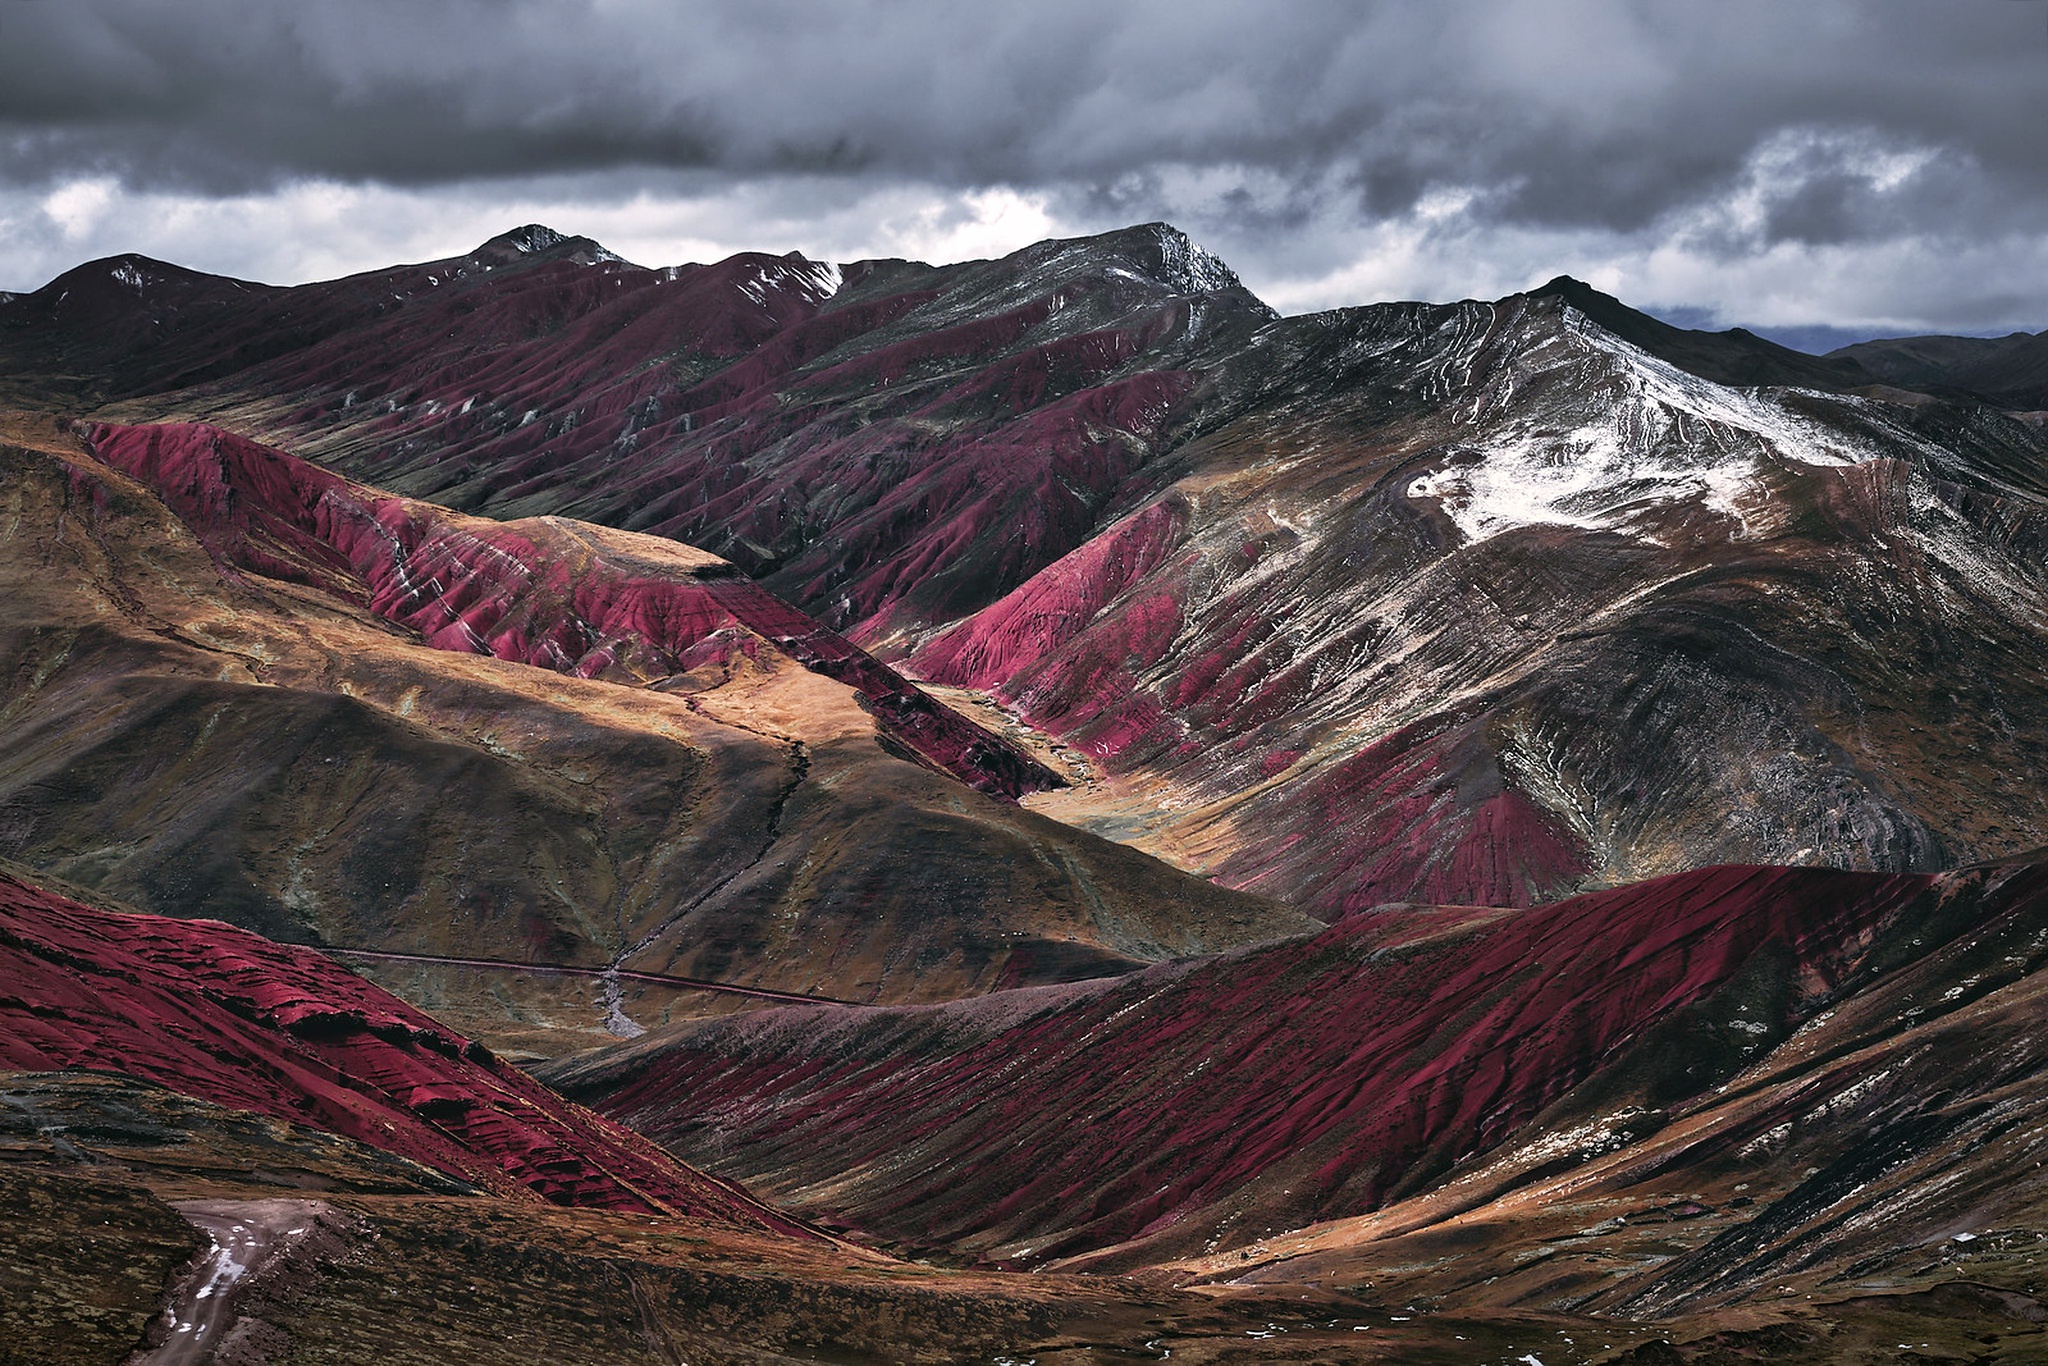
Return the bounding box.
[126,1199,331,1366]
[601,737,813,1036]
[327,945,858,1007]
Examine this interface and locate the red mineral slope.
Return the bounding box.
[15,227,2046,917]
[6,223,1274,642]
[78,418,1057,798]
[3,415,1301,1049]
[0,868,812,1233]
[916,289,2048,912]
[543,861,2047,1270]
[1189,857,2048,1321]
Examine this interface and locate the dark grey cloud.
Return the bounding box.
[3,1,2041,223]
[2,0,2046,332]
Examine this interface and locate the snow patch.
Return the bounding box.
[1149,225,1244,295]
[735,257,843,306]
[1403,309,1883,546]
[503,225,567,253]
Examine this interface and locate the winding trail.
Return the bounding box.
[128,1199,330,1366]
[327,946,858,1007]
[599,736,813,1036]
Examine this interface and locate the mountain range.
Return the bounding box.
[3,223,2046,1362]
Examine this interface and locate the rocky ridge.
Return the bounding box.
[8,226,2042,912]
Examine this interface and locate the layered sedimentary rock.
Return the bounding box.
[78,417,1060,799]
[0,867,804,1227]
[0,875,1382,1365]
[1196,858,2048,1323]
[3,221,2047,1361]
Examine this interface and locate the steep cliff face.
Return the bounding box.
[0,416,1310,1050]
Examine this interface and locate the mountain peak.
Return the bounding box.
[35,252,230,295]
[484,224,572,254]
[1528,274,1627,315]
[1522,273,1879,392]
[473,224,629,267]
[1100,221,1248,297]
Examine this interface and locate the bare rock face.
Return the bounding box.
[5,222,1275,646]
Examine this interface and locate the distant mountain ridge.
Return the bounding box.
[1831,328,2048,412]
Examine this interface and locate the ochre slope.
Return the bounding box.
[78,417,1059,798]
[543,861,2047,1276]
[0,416,1310,1049]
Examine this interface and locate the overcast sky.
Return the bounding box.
[3,0,2046,346]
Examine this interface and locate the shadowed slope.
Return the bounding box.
[1185,856,2048,1326]
[0,879,1406,1364]
[1834,329,2048,413]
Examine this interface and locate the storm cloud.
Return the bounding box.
[3,0,2046,336]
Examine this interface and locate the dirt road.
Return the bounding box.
[127,1199,333,1365]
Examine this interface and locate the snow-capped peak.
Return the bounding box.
[1401,304,1912,546]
